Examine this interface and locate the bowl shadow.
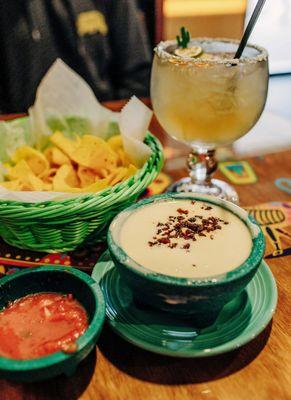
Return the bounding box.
[98,321,272,385]
[0,348,96,400]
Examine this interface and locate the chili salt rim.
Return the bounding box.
[154,37,268,66]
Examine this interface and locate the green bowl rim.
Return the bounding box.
[107,193,266,287]
[0,266,105,372]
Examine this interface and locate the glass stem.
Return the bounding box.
[187,147,217,186]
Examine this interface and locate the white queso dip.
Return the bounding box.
[116,199,253,278]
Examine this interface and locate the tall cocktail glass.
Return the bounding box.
[151,38,269,203]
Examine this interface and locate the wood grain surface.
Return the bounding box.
[0,100,290,400]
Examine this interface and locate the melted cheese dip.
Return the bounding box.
[117,199,252,278]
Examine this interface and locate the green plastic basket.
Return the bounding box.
[0,126,163,253]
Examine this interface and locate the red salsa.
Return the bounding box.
[0,293,88,360]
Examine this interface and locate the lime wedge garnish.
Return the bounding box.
[174,46,203,58]
[200,53,219,61]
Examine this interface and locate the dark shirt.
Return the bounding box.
[0,0,152,113]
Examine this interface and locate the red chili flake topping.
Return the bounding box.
[191,201,196,205]
[177,208,189,215]
[158,237,170,244]
[148,205,228,251]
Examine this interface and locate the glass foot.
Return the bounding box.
[167,177,239,204]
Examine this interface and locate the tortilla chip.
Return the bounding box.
[12,146,49,177]
[52,165,80,191]
[0,180,22,190]
[7,160,33,180]
[116,148,132,167]
[42,168,58,184]
[24,175,48,191]
[103,164,138,186]
[71,135,117,172]
[80,178,110,193]
[107,135,123,152]
[50,131,81,158]
[106,168,126,186]
[52,165,109,193]
[44,146,71,166]
[28,176,46,191]
[107,135,133,166]
[123,164,138,180]
[66,166,80,188]
[8,160,48,191]
[77,166,97,188]
[1,131,140,193]
[52,165,79,192]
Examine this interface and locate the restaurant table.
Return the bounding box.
[0,93,290,400]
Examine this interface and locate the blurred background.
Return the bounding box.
[138,0,246,47]
[1,0,290,135]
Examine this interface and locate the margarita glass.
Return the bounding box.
[151,38,269,203]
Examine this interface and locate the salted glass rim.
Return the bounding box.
[154,37,268,65]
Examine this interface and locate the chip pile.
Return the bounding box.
[0,132,138,192]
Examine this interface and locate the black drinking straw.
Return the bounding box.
[234,0,267,59]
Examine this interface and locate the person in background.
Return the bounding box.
[0,0,152,113]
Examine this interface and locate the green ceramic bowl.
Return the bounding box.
[107,194,266,324]
[0,266,105,382]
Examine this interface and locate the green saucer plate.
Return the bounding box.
[92,251,277,358]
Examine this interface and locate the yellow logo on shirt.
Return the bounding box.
[77,11,108,36]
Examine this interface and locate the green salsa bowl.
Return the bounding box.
[0,266,105,382]
[107,193,266,324]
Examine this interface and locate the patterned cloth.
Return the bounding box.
[0,172,290,277]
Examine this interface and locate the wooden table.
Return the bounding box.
[0,101,290,400]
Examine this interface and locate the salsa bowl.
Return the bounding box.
[0,266,105,382]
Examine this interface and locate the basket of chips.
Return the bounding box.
[0,61,163,253]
